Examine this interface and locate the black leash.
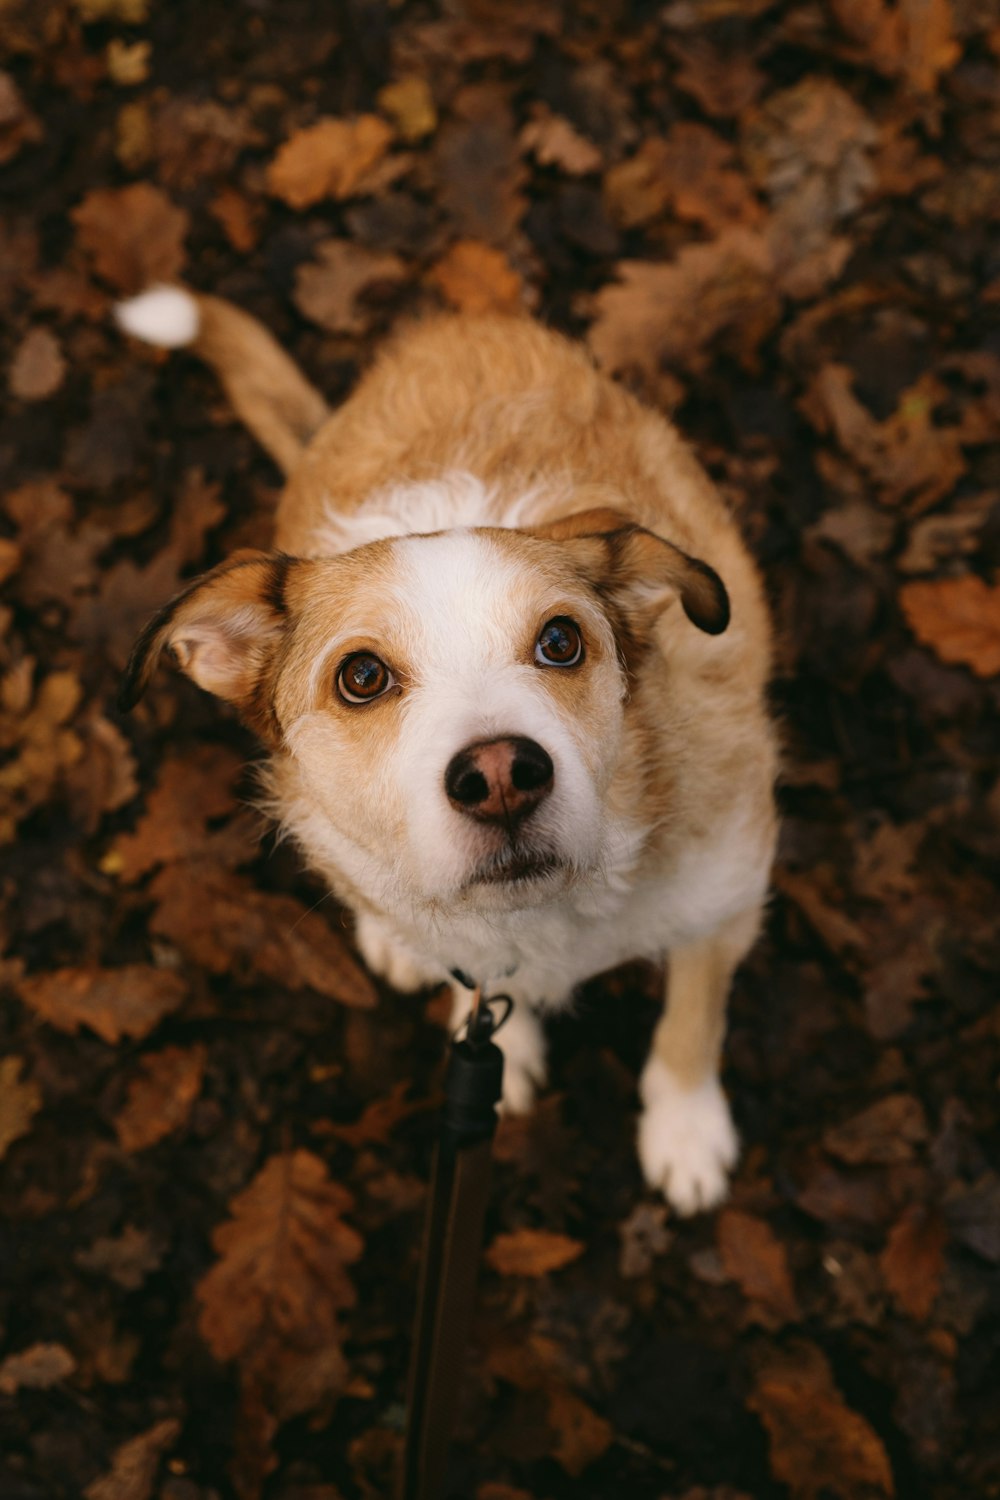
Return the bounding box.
[398,974,510,1500]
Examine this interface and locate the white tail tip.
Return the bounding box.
[115,286,200,349]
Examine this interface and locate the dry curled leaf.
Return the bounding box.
[108,745,250,883]
[520,106,601,175]
[17,965,187,1044]
[486,1227,584,1277]
[113,1043,208,1153]
[267,116,394,209]
[824,1094,929,1165]
[377,76,437,143]
[72,183,188,293]
[0,1055,41,1160]
[547,1385,613,1477]
[899,576,1000,678]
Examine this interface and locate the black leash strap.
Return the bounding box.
[398,980,509,1500]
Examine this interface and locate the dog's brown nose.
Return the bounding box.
[445,737,554,825]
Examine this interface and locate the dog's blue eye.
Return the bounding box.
[535,618,584,667]
[337,652,395,704]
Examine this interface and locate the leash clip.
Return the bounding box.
[448,969,513,1049]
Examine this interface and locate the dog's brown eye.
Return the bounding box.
[337,652,395,704]
[535,618,584,667]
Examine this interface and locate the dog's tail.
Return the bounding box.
[115,286,330,476]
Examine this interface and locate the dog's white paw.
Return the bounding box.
[637,1060,738,1216]
[353,912,441,993]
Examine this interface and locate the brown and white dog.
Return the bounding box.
[118,287,778,1215]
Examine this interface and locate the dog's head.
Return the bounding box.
[121,511,728,914]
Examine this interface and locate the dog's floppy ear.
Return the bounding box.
[119,551,298,723]
[529,507,730,636]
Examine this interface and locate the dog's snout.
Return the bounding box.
[445,736,554,824]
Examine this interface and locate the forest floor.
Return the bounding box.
[2,1,1000,1498]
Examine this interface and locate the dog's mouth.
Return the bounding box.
[465,847,566,888]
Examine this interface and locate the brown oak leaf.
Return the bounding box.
[899,575,1000,678]
[16,965,187,1044]
[879,1203,948,1321]
[149,860,377,1006]
[109,745,251,883]
[72,182,188,293]
[749,1342,894,1498]
[0,1055,42,1160]
[428,239,523,315]
[485,1227,584,1277]
[113,1044,208,1152]
[586,230,778,378]
[717,1209,800,1327]
[266,116,394,209]
[294,239,407,334]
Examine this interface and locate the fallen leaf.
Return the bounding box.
[109,745,251,882]
[9,326,65,400]
[486,1227,584,1277]
[899,576,1000,677]
[376,76,437,143]
[72,183,189,293]
[267,116,394,209]
[880,1204,948,1320]
[428,239,523,315]
[113,1044,208,1152]
[84,1418,180,1500]
[152,96,262,191]
[149,860,377,1006]
[668,33,767,118]
[197,1151,362,1491]
[586,230,778,378]
[65,710,139,836]
[717,1209,800,1326]
[434,85,527,245]
[0,1342,76,1394]
[208,186,262,254]
[294,239,407,334]
[75,1224,164,1289]
[325,1080,425,1148]
[605,125,761,233]
[824,1094,929,1165]
[749,1342,895,1498]
[0,70,43,164]
[520,105,602,175]
[547,1385,613,1477]
[0,1055,42,1160]
[17,965,187,1044]
[618,1200,672,1279]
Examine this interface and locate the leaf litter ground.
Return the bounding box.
[1,2,999,1497]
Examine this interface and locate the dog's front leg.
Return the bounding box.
[449,984,547,1115]
[637,905,762,1216]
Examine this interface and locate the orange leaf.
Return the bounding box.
[17,965,186,1044]
[485,1227,584,1277]
[428,239,523,315]
[84,1418,180,1500]
[900,575,1000,677]
[266,116,393,209]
